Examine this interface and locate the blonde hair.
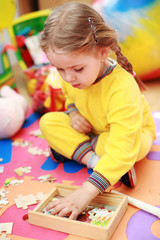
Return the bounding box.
[41,2,145,90]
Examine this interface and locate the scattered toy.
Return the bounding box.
[0,222,13,234]
[0,233,11,240]
[14,166,32,176]
[0,166,4,173]
[0,189,9,208]
[27,146,43,155]
[30,129,42,137]
[4,179,12,187]
[14,192,46,210]
[15,194,37,210]
[27,146,50,157]
[12,138,50,157]
[4,178,24,187]
[12,139,32,148]
[38,174,56,182]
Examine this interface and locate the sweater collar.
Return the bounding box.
[93,58,117,84]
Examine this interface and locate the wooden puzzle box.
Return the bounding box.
[28,184,128,240]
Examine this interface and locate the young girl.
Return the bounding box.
[39,2,156,220]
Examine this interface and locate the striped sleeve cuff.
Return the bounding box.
[65,103,78,114]
[87,171,111,193]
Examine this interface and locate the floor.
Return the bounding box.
[143,78,160,112]
[12,63,160,112]
[2,64,160,240]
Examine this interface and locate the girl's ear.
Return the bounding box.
[99,47,110,60]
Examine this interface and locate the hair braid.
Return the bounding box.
[112,45,146,91]
[115,45,133,74]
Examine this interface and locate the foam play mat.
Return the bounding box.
[0,109,160,240]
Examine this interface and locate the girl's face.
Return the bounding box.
[47,48,109,89]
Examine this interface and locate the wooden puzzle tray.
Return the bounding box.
[28,184,128,240]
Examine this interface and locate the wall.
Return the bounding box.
[38,0,93,9]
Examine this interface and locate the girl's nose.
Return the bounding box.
[65,71,76,83]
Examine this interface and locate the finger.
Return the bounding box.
[71,123,86,133]
[45,197,62,210]
[79,122,92,133]
[69,209,80,220]
[79,118,92,129]
[74,125,90,133]
[57,207,72,218]
[46,202,56,211]
[50,203,64,215]
[73,122,92,133]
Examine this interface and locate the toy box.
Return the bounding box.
[28,184,128,240]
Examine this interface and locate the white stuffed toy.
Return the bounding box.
[0,86,28,139]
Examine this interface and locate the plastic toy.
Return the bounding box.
[0,86,28,139]
[25,65,65,113]
[8,9,51,71]
[8,9,62,113]
[0,44,16,89]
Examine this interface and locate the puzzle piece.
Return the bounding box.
[30,129,42,137]
[27,147,43,155]
[14,192,48,209]
[38,174,56,182]
[4,178,12,187]
[14,168,23,176]
[9,179,24,186]
[0,166,4,173]
[38,174,53,182]
[15,194,37,209]
[0,233,11,240]
[14,166,32,176]
[27,146,50,157]
[0,189,9,208]
[0,222,13,234]
[22,166,32,174]
[0,198,9,208]
[42,148,50,157]
[4,178,24,187]
[12,139,33,148]
[0,189,9,198]
[11,138,22,146]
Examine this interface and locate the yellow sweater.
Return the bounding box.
[60,62,155,188]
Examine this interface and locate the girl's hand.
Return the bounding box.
[69,111,93,133]
[45,182,100,220]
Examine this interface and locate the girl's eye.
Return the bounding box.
[74,67,83,72]
[57,68,64,72]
